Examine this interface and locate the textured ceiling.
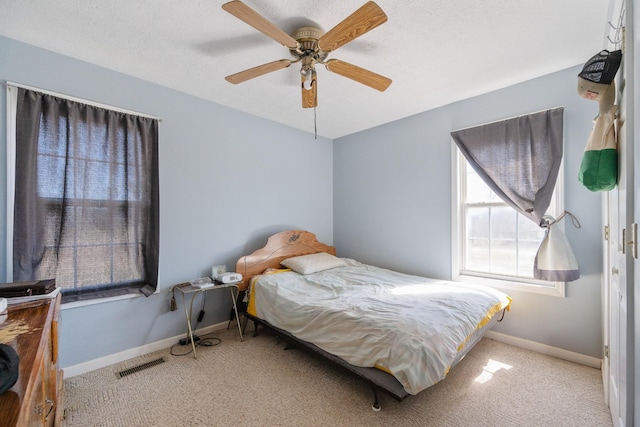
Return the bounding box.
[0,0,612,139]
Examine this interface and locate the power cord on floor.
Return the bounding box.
[170,333,222,357]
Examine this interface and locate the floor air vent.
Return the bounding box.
[117,357,165,378]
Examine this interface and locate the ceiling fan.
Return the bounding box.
[222,1,392,108]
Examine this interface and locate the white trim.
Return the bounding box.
[485,331,602,369]
[4,81,161,121]
[62,324,602,378]
[5,85,17,282]
[60,292,143,310]
[455,273,565,297]
[62,321,230,377]
[451,142,462,282]
[59,287,161,309]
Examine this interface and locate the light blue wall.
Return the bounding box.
[0,36,333,368]
[1,34,605,366]
[334,66,604,358]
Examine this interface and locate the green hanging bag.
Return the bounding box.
[578,105,618,192]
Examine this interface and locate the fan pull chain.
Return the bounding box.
[314,85,318,139]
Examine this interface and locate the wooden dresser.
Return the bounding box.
[0,294,63,426]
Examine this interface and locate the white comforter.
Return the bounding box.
[250,259,511,394]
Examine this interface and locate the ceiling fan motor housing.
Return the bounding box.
[290,27,328,63]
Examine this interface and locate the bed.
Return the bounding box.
[236,230,511,410]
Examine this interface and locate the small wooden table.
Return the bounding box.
[174,282,243,358]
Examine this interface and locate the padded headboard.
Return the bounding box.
[235,230,336,291]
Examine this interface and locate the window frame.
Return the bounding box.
[6,85,17,281]
[451,142,566,297]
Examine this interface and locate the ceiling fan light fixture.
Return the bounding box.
[302,67,315,91]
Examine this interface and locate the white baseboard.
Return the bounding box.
[485,331,602,369]
[63,321,229,378]
[64,325,602,378]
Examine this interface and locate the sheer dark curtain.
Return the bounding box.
[451,107,580,282]
[13,88,159,300]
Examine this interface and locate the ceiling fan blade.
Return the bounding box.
[225,59,292,84]
[318,1,387,53]
[222,1,299,49]
[301,74,318,108]
[324,59,391,91]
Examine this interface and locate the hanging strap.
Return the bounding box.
[542,211,581,229]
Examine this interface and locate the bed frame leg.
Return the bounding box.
[241,315,249,335]
[371,387,381,411]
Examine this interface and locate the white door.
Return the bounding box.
[632,0,640,422]
[602,193,610,407]
[607,158,625,426]
[605,1,638,425]
[634,90,640,427]
[607,1,635,420]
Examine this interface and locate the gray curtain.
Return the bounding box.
[451,107,564,227]
[13,88,159,299]
[451,107,579,281]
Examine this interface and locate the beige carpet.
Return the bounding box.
[63,327,612,426]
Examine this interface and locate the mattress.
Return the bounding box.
[248,258,511,395]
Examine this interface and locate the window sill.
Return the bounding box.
[61,291,144,310]
[454,273,565,297]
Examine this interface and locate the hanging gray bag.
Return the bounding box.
[534,212,581,282]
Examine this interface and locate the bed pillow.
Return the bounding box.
[280,252,347,275]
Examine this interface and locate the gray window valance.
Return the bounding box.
[451,107,564,227]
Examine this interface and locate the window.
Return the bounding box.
[452,145,565,296]
[9,86,159,302]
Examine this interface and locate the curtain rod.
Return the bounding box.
[451,106,564,134]
[4,81,162,121]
